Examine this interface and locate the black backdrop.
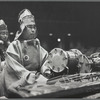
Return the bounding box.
[0,2,100,51]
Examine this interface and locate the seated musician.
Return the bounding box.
[0,19,10,71]
[0,9,48,97]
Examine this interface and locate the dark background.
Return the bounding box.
[0,2,100,52]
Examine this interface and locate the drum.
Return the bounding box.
[41,48,92,79]
[41,48,69,78]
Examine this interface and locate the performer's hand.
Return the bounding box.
[35,72,40,79]
[27,73,36,84]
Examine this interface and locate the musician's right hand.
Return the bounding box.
[27,73,36,84]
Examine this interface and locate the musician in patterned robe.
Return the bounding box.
[0,9,48,97]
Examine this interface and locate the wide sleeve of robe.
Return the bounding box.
[5,40,31,80]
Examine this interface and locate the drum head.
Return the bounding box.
[47,48,68,73]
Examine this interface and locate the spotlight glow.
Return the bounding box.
[49,33,53,36]
[67,33,71,36]
[57,38,61,42]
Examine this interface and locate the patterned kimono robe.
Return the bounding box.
[0,38,48,97]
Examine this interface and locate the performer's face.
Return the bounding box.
[22,24,37,40]
[0,30,8,42]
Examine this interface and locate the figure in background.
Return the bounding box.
[0,19,10,71]
[0,9,48,97]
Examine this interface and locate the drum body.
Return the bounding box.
[66,51,79,74]
[41,48,91,79]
